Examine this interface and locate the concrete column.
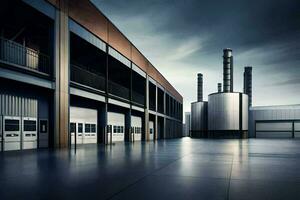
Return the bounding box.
[54,1,69,148]
[154,86,158,140]
[144,75,149,141]
[163,91,166,139]
[125,109,131,142]
[99,102,107,144]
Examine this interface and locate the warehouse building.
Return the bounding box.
[249,105,300,138]
[0,0,183,151]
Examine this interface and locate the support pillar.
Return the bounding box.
[125,109,131,142]
[144,75,149,141]
[54,0,69,148]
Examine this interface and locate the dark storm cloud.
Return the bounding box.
[92,0,300,108]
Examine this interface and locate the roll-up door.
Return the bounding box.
[255,121,293,138]
[294,122,300,138]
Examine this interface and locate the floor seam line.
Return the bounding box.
[105,154,189,200]
[226,156,234,200]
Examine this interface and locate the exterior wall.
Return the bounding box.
[0,0,183,151]
[191,102,208,136]
[48,0,182,102]
[184,112,191,136]
[249,105,300,138]
[208,93,248,131]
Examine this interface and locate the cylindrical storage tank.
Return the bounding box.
[191,101,208,137]
[223,49,233,93]
[208,92,248,138]
[197,73,203,102]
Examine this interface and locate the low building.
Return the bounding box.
[249,105,300,138]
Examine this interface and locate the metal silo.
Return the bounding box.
[244,66,252,107]
[191,73,208,137]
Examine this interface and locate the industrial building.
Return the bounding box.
[249,105,300,138]
[0,0,183,151]
[183,112,191,137]
[191,49,248,138]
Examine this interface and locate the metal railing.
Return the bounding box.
[0,37,50,74]
[71,64,106,91]
[108,80,130,100]
[132,91,145,106]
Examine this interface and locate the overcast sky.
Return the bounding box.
[92,0,300,114]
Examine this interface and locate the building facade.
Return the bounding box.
[249,105,300,138]
[183,112,191,137]
[0,0,183,151]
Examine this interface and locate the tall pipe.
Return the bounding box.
[223,48,233,93]
[244,66,252,107]
[218,83,222,93]
[197,73,203,102]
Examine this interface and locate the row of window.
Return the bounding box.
[132,127,142,134]
[4,119,37,132]
[70,123,97,133]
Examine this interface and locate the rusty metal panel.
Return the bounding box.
[68,0,108,42]
[132,46,148,72]
[108,23,131,60]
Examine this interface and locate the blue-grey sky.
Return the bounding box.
[92,0,300,113]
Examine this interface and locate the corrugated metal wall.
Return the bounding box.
[0,94,37,117]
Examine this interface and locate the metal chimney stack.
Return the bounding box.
[197,73,203,102]
[218,83,222,93]
[244,66,252,107]
[223,48,233,93]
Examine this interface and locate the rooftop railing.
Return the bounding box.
[0,37,50,74]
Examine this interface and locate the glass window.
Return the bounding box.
[91,124,96,133]
[78,123,83,133]
[113,126,117,133]
[85,124,91,133]
[70,123,76,133]
[24,120,37,131]
[5,119,20,131]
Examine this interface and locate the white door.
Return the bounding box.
[70,107,98,145]
[108,112,125,143]
[131,116,142,141]
[84,122,97,144]
[149,121,154,140]
[3,116,21,151]
[256,122,293,138]
[22,117,37,149]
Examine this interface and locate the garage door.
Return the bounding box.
[295,122,300,138]
[256,122,293,138]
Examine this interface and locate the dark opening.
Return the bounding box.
[0,0,54,74]
[108,54,131,100]
[132,70,145,106]
[149,82,156,111]
[70,33,106,91]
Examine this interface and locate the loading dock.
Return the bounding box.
[107,112,125,143]
[255,121,300,138]
[70,107,98,145]
[131,116,142,142]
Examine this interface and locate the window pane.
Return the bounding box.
[85,124,91,133]
[78,123,83,133]
[5,119,20,131]
[91,124,96,133]
[24,120,36,131]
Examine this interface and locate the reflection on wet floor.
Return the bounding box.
[1,138,300,200]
